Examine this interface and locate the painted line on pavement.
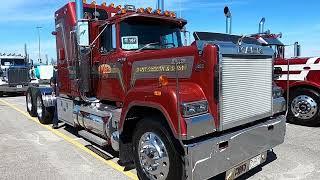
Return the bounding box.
[0,99,138,180]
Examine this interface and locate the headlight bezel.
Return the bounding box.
[182,100,209,118]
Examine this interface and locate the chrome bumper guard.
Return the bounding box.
[184,115,286,180]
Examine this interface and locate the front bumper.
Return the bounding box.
[0,85,28,92]
[184,115,286,180]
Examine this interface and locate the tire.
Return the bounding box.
[133,117,184,180]
[288,88,320,126]
[35,91,53,124]
[0,91,3,97]
[26,89,37,117]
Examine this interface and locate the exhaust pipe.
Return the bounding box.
[259,17,265,34]
[76,0,84,22]
[294,42,301,57]
[224,6,232,34]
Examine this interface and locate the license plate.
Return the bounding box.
[16,85,23,88]
[249,155,262,170]
[226,154,263,180]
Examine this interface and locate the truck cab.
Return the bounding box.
[0,53,30,96]
[26,1,287,179]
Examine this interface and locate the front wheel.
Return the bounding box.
[288,88,320,126]
[133,118,184,180]
[36,91,53,124]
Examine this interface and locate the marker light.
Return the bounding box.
[101,2,107,6]
[137,8,144,13]
[109,3,115,8]
[118,8,127,14]
[116,5,122,9]
[159,75,169,86]
[146,7,153,13]
[170,12,176,18]
[154,9,162,15]
[91,0,96,5]
[164,10,170,17]
[83,0,87,4]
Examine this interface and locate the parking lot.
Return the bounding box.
[1,95,320,180]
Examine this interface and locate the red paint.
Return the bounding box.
[55,2,219,137]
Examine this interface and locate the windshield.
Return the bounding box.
[0,58,25,66]
[120,20,182,51]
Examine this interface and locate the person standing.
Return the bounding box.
[51,67,59,129]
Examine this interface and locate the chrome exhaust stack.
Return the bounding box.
[294,42,301,57]
[76,0,84,22]
[157,0,164,12]
[259,17,265,34]
[224,6,232,34]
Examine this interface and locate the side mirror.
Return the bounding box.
[77,21,90,47]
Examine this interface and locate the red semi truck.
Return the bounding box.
[251,18,320,126]
[26,1,286,179]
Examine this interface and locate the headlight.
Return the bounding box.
[182,100,209,117]
[273,86,283,99]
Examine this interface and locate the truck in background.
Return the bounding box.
[253,18,320,126]
[0,53,30,96]
[26,1,286,179]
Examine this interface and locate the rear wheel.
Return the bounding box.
[0,91,3,97]
[288,88,320,126]
[133,118,184,180]
[26,89,37,117]
[36,91,53,124]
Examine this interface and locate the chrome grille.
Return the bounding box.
[8,67,30,85]
[220,57,273,130]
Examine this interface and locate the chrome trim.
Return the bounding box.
[184,113,216,139]
[184,115,286,180]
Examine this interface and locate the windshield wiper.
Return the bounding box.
[135,42,160,52]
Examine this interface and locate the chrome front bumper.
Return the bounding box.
[184,115,286,180]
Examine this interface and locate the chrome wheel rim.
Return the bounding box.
[138,132,170,180]
[291,95,318,120]
[36,96,43,119]
[27,93,32,111]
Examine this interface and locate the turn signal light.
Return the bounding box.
[146,7,153,13]
[159,75,169,86]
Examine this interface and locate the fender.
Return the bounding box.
[28,86,56,108]
[277,80,320,93]
[120,82,207,139]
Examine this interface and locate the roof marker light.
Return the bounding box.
[101,2,107,6]
[83,0,87,4]
[116,5,122,9]
[146,7,153,13]
[118,8,127,14]
[164,10,170,17]
[91,0,96,5]
[154,9,162,15]
[137,8,144,13]
[109,3,115,8]
[170,12,176,18]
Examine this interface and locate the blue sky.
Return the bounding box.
[0,0,319,63]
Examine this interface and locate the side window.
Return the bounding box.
[100,24,116,53]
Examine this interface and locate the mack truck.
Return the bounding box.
[0,53,30,96]
[253,18,320,126]
[25,1,287,179]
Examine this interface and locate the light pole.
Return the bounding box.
[36,26,42,64]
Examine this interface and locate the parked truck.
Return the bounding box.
[253,18,320,126]
[0,53,30,96]
[26,1,286,179]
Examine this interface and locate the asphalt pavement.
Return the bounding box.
[0,95,320,180]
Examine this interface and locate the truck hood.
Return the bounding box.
[276,56,320,65]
